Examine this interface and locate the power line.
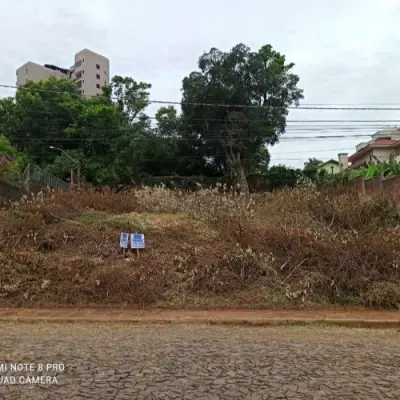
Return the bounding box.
[0,84,105,100]
[3,125,381,136]
[3,109,396,128]
[141,157,340,161]
[1,112,394,131]
[3,103,400,125]
[4,108,400,126]
[3,83,400,111]
[285,120,400,123]
[144,152,353,161]
[7,136,353,154]
[8,134,372,142]
[286,103,400,106]
[4,83,400,106]
[151,99,400,111]
[114,155,348,162]
[3,125,391,133]
[272,148,352,154]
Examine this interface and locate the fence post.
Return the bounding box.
[23,163,31,193]
[70,169,74,190]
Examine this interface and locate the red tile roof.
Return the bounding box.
[370,139,398,145]
[349,139,400,163]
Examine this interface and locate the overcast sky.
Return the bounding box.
[1,0,400,168]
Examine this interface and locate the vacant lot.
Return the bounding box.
[0,323,399,399]
[1,185,400,308]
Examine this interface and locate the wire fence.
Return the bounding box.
[23,164,69,192]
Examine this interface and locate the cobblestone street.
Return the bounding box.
[0,323,399,399]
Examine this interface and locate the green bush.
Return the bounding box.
[0,135,26,186]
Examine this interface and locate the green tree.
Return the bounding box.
[1,77,125,184]
[0,134,26,185]
[303,157,323,179]
[0,97,15,135]
[153,106,223,178]
[304,157,322,170]
[112,127,176,184]
[99,76,175,183]
[181,43,303,192]
[246,146,270,175]
[154,106,180,138]
[103,76,152,124]
[2,77,83,164]
[45,149,84,183]
[266,164,301,190]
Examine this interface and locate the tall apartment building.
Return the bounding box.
[16,49,110,97]
[69,49,110,97]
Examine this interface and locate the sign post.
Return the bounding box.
[131,233,145,257]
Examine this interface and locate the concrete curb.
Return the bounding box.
[0,317,399,329]
[0,308,398,328]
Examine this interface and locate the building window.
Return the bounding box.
[96,64,100,69]
[104,71,106,74]
[96,84,100,89]
[25,68,28,74]
[96,74,100,79]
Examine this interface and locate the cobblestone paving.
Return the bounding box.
[0,323,399,399]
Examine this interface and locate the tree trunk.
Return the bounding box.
[237,163,249,194]
[224,148,249,194]
[232,152,249,194]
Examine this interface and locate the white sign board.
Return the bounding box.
[120,232,129,248]
[131,233,145,249]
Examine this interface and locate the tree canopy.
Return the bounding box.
[304,157,323,171]
[0,134,26,185]
[0,42,304,190]
[0,76,167,185]
[180,43,303,191]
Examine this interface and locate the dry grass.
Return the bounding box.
[0,185,400,308]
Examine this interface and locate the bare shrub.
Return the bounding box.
[17,188,138,219]
[188,247,277,294]
[246,225,400,305]
[360,282,400,309]
[81,262,168,305]
[306,190,400,230]
[136,184,256,223]
[1,183,400,308]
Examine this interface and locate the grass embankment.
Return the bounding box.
[0,185,400,308]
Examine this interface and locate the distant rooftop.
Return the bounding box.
[44,64,69,75]
[75,48,109,60]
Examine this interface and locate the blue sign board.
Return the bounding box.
[131,233,145,249]
[119,232,129,248]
